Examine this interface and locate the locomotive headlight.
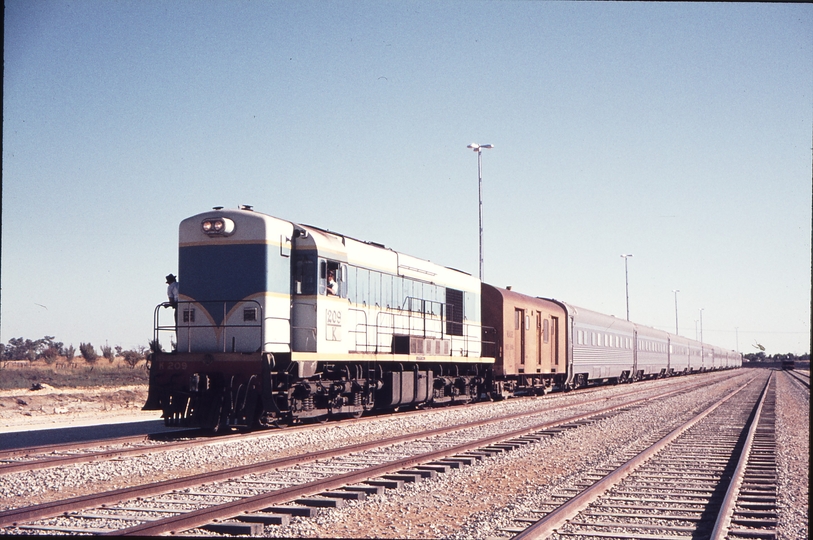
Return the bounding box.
[201,217,235,236]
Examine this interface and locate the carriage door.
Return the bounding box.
[539,312,550,373]
[514,308,525,369]
[632,329,639,378]
[537,311,543,371]
[551,316,559,369]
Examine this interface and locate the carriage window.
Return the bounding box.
[543,319,550,343]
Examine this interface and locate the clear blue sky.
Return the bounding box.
[3,1,811,355]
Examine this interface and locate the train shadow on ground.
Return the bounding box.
[0,419,194,451]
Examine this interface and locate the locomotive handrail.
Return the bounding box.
[347,307,370,352]
[346,303,488,358]
[153,299,264,353]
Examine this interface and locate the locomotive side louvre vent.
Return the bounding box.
[243,307,258,322]
[446,288,464,336]
[183,308,196,323]
[391,335,451,356]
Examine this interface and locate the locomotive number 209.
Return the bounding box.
[325,309,342,341]
[326,310,342,326]
[159,362,188,371]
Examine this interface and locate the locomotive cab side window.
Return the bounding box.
[319,260,345,298]
[293,254,317,295]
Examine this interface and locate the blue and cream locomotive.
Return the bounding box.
[144,206,489,430]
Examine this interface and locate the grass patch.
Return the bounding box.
[0,360,149,391]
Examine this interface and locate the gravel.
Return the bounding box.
[262,370,765,539]
[0,375,707,509]
[3,369,805,540]
[776,370,809,540]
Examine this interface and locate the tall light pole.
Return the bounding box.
[672,289,680,335]
[620,254,633,320]
[467,143,494,281]
[699,308,705,368]
[699,308,704,344]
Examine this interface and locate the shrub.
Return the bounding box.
[101,344,115,363]
[121,350,143,369]
[41,347,60,365]
[79,342,98,365]
[61,344,76,363]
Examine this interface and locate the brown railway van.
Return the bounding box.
[481,284,568,394]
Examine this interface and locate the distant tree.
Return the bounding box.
[101,344,115,363]
[41,346,59,365]
[121,349,143,368]
[115,345,123,357]
[3,337,43,361]
[61,344,76,363]
[743,352,765,362]
[40,337,63,365]
[79,342,98,365]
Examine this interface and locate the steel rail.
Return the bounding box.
[0,398,462,474]
[108,385,696,536]
[0,385,600,474]
[0,371,732,477]
[512,377,756,540]
[0,431,208,475]
[0,434,153,460]
[710,372,773,539]
[0,379,704,530]
[785,368,810,389]
[0,374,706,479]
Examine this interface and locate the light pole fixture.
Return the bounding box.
[620,254,633,321]
[699,308,705,367]
[467,143,494,281]
[699,308,704,344]
[672,289,680,335]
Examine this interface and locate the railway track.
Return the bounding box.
[0,431,203,476]
[502,370,776,540]
[0,376,691,477]
[0,377,728,536]
[783,368,809,390]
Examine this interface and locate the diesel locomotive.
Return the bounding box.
[143,206,740,431]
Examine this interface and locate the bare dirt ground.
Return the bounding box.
[0,384,155,431]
